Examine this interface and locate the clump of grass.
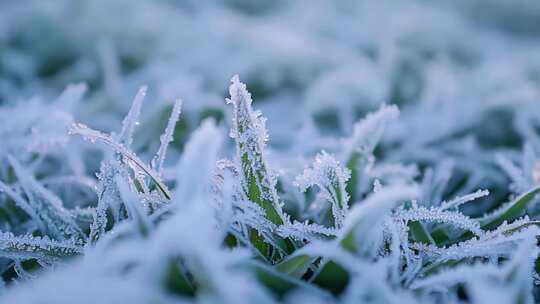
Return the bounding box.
[1,76,540,304]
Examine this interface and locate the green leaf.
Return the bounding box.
[339,232,357,252]
[243,155,284,225]
[249,262,302,297]
[163,259,196,297]
[408,221,434,244]
[276,254,313,278]
[254,267,296,296]
[480,186,540,230]
[345,152,360,204]
[429,187,540,245]
[312,260,349,295]
[0,232,82,260]
[227,75,295,261]
[69,123,172,200]
[228,76,285,226]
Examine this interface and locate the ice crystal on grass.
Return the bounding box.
[411,226,539,304]
[116,86,147,148]
[3,21,540,301]
[416,225,539,268]
[410,262,501,291]
[440,189,490,210]
[115,176,151,238]
[340,185,420,256]
[89,160,126,243]
[0,180,44,231]
[0,84,84,156]
[68,90,180,244]
[0,232,82,261]
[175,118,222,205]
[151,98,182,177]
[395,205,483,236]
[227,75,285,225]
[478,186,540,229]
[341,105,399,202]
[226,75,294,263]
[69,122,171,200]
[276,221,337,242]
[342,105,399,161]
[7,157,85,242]
[295,152,351,229]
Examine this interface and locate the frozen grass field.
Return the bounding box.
[2,1,540,303]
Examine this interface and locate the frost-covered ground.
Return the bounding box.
[2,1,540,303]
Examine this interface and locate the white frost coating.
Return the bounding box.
[395,205,483,236]
[339,185,419,257]
[69,122,171,200]
[227,75,269,150]
[0,231,82,261]
[276,220,337,242]
[523,143,540,189]
[370,163,419,183]
[226,74,286,225]
[501,230,539,304]
[410,263,500,290]
[295,151,351,228]
[416,225,540,268]
[8,156,85,242]
[115,176,151,237]
[440,189,490,210]
[116,85,147,148]
[341,185,420,237]
[495,153,529,193]
[148,188,272,303]
[373,179,382,193]
[3,2,540,302]
[496,146,540,195]
[342,104,399,160]
[296,242,416,304]
[412,224,539,304]
[481,216,537,238]
[231,199,280,254]
[212,168,283,258]
[54,83,87,111]
[90,160,126,243]
[0,87,76,154]
[0,180,45,232]
[151,98,182,177]
[477,186,540,227]
[175,119,223,205]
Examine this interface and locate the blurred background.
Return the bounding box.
[1,0,540,214]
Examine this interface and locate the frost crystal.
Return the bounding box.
[115,176,151,237]
[342,105,399,160]
[276,221,336,242]
[340,185,420,257]
[175,119,222,205]
[226,75,286,226]
[90,160,126,243]
[8,156,85,242]
[440,189,490,210]
[395,205,483,236]
[341,105,399,203]
[295,151,351,228]
[0,232,82,261]
[2,19,540,301]
[151,98,182,177]
[415,225,539,268]
[116,86,147,148]
[69,122,171,200]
